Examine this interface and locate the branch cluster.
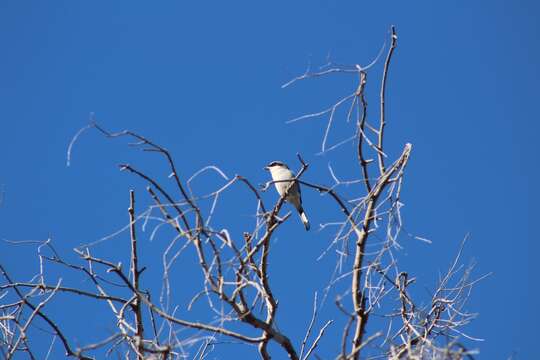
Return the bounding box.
[0,26,484,360]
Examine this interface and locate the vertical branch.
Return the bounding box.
[377,25,398,175]
[356,70,372,192]
[129,190,145,359]
[350,144,411,360]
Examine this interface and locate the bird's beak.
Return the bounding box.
[263,166,269,171]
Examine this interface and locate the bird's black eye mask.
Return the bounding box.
[266,161,286,168]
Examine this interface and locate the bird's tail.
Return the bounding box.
[298,205,310,231]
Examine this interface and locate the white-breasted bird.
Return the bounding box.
[264,161,310,231]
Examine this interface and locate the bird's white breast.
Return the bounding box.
[269,167,296,198]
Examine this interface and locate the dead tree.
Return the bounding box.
[0,26,485,360]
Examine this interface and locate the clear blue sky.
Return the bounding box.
[0,1,538,359]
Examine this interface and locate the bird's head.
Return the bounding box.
[264,161,289,171]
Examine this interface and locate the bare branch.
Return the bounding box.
[377,25,398,175]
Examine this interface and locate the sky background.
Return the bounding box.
[0,1,538,359]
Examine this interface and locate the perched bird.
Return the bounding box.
[264,161,310,231]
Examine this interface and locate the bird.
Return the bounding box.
[264,161,310,231]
